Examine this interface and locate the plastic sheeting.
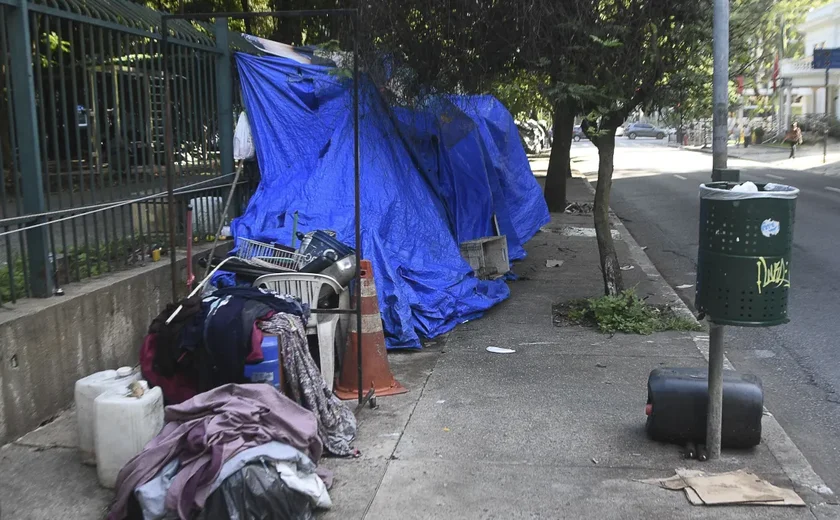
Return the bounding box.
[699,182,800,200]
[393,96,549,261]
[233,54,510,349]
[453,96,551,250]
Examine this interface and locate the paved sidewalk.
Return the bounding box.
[686,144,840,176]
[321,179,839,519]
[2,180,839,519]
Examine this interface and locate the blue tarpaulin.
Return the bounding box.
[393,96,549,260]
[452,96,551,249]
[234,54,518,349]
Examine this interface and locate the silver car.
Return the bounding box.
[626,122,667,140]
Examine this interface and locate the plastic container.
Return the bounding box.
[74,366,140,465]
[319,254,356,288]
[94,381,164,488]
[645,367,763,448]
[459,236,509,279]
[297,230,354,270]
[244,336,282,389]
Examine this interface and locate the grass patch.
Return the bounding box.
[554,289,700,335]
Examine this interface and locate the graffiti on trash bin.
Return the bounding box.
[756,257,789,294]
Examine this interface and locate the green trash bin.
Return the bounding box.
[695,182,798,326]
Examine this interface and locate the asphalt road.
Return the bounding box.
[572,138,840,493]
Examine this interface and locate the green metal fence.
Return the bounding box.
[0,0,256,304]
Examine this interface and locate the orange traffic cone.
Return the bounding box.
[335,260,407,400]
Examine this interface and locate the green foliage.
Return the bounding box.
[566,290,701,335]
[0,237,155,301]
[490,72,552,120]
[0,257,26,303]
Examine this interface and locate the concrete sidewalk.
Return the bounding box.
[686,143,840,176]
[322,179,839,519]
[2,180,838,519]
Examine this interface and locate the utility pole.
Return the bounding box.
[708,0,730,461]
[713,0,729,171]
[778,16,785,138]
[825,67,830,164]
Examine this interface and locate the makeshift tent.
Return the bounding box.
[393,96,549,260]
[233,54,510,349]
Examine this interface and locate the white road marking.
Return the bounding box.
[766,174,785,180]
[826,186,840,194]
[673,174,687,180]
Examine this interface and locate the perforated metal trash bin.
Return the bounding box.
[695,182,798,326]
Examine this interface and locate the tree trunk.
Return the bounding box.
[592,126,624,296]
[543,100,574,212]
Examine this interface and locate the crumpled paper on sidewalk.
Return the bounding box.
[639,468,805,506]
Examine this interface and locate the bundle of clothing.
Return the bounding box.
[141,286,307,403]
[110,384,331,520]
[140,286,357,457]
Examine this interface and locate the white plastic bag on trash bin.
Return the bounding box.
[234,111,255,160]
[699,182,799,201]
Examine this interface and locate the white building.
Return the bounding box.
[779,2,840,124]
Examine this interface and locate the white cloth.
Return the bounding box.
[276,461,332,509]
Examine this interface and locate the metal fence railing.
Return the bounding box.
[0,0,258,304]
[666,117,783,148]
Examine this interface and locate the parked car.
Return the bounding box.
[573,125,586,142]
[625,122,667,140]
[615,126,625,137]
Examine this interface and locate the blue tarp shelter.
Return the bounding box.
[233,53,547,349]
[394,96,549,260]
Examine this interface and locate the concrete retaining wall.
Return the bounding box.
[0,252,198,444]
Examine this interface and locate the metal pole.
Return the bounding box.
[706,323,724,459]
[8,0,53,297]
[712,0,729,170]
[778,17,785,139]
[163,20,179,303]
[353,11,364,404]
[215,18,234,183]
[825,67,829,165]
[708,0,729,460]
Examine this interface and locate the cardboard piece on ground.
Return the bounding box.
[639,469,805,507]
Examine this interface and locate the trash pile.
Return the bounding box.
[640,468,805,507]
[76,251,360,518]
[109,384,335,519]
[203,229,356,290]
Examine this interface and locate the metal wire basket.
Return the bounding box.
[236,238,303,271]
[249,254,303,271]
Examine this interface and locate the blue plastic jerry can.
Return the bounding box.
[243,336,281,389]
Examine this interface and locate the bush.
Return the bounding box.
[564,289,701,335]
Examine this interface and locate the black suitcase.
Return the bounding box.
[645,367,763,449]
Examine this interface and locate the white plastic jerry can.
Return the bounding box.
[94,381,164,489]
[74,366,140,465]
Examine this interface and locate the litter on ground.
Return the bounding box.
[639,468,805,506]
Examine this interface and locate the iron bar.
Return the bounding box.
[54,17,79,282]
[33,14,59,290]
[163,17,179,302]
[352,10,363,404]
[8,1,53,296]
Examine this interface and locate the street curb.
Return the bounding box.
[578,177,835,501]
